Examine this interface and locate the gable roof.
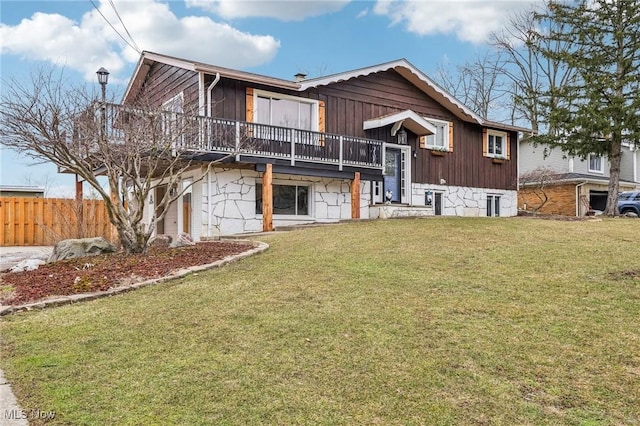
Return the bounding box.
[363,110,437,136]
[124,51,530,133]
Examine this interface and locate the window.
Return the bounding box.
[163,93,183,114]
[424,118,449,150]
[487,195,501,217]
[487,130,507,158]
[162,93,184,143]
[256,183,309,216]
[255,91,316,131]
[588,154,604,173]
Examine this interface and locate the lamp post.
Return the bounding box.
[96,67,109,103]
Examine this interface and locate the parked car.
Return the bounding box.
[617,191,640,216]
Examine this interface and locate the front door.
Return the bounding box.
[384,148,401,203]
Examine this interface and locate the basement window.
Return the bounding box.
[256,183,309,216]
[487,195,501,217]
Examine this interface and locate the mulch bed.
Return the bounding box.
[0,241,254,306]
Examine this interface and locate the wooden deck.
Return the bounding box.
[103,103,384,172]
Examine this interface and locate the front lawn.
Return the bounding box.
[1,218,639,425]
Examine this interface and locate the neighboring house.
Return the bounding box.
[121,51,527,239]
[519,140,640,215]
[0,186,45,198]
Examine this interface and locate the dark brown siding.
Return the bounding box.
[137,64,518,191]
[133,63,199,110]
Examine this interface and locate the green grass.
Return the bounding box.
[1,217,639,425]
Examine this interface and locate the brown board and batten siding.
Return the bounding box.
[196,67,518,191]
[134,62,199,109]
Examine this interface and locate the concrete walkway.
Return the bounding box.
[1,247,52,426]
[0,370,28,426]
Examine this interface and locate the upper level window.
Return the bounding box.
[588,154,604,173]
[163,93,183,114]
[162,93,184,141]
[487,130,507,158]
[255,90,317,131]
[424,118,449,150]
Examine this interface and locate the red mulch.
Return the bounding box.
[1,241,255,306]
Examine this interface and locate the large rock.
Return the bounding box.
[169,233,196,248]
[149,234,173,248]
[48,237,117,262]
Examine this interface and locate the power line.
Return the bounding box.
[89,0,141,54]
[107,0,140,54]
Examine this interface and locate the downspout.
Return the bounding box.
[575,181,587,217]
[207,72,220,117]
[207,73,220,238]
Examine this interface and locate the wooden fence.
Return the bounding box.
[0,197,117,246]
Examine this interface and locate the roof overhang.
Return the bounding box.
[123,51,299,104]
[363,110,437,136]
[123,52,533,136]
[520,175,639,188]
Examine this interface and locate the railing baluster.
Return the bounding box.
[339,136,343,171]
[291,128,296,165]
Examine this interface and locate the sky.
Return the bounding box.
[0,0,540,197]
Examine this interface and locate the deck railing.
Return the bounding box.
[99,103,383,170]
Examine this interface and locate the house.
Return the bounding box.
[519,140,640,215]
[0,186,45,198]
[121,51,527,239]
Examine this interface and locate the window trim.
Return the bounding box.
[486,129,507,159]
[588,154,604,174]
[423,117,450,150]
[253,89,319,132]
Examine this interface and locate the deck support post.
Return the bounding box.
[351,171,360,219]
[262,163,273,232]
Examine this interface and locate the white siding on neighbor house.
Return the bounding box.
[620,147,639,182]
[521,141,640,183]
[519,142,571,175]
[573,155,609,177]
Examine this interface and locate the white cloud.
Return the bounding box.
[356,8,369,19]
[373,0,539,44]
[1,0,280,82]
[186,0,350,21]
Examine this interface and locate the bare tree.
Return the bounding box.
[435,51,509,120]
[490,5,576,134]
[0,68,241,253]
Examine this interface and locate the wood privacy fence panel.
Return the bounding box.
[0,197,117,246]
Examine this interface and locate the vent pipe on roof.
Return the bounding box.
[294,73,307,82]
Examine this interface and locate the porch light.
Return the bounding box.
[397,128,407,145]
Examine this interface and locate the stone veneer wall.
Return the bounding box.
[410,183,518,217]
[200,168,371,237]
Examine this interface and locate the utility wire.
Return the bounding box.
[107,0,141,54]
[89,0,142,54]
